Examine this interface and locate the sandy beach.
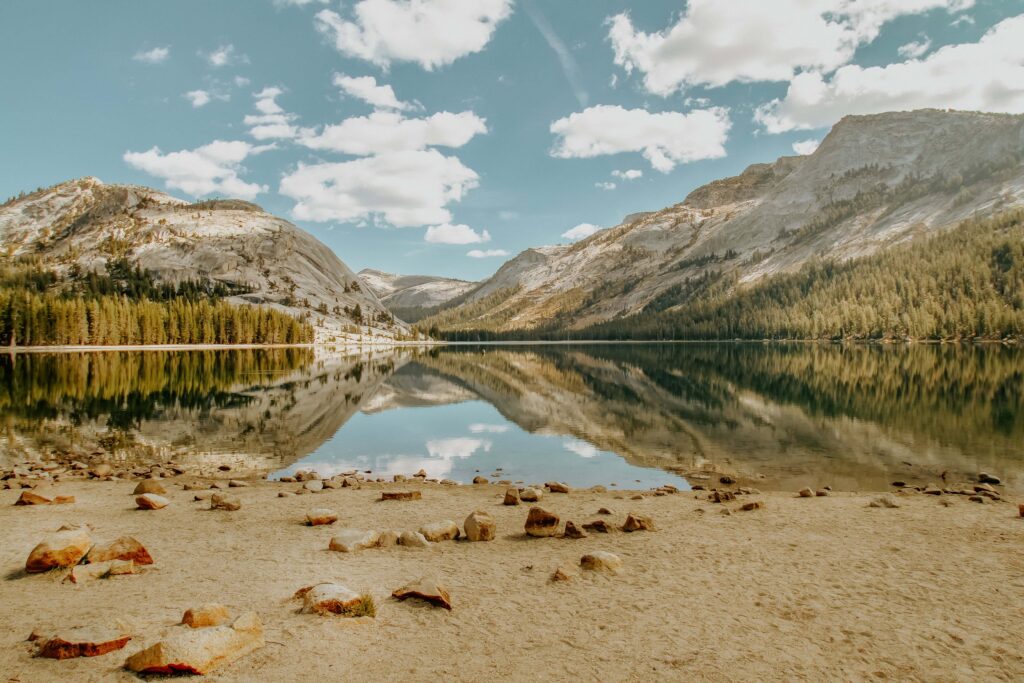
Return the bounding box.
[1,474,1021,682]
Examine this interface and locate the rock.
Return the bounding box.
[133,479,167,495]
[26,528,93,573]
[582,519,613,533]
[321,479,341,490]
[210,481,229,490]
[303,480,324,493]
[869,494,900,508]
[463,510,496,542]
[630,494,644,500]
[210,493,241,511]
[974,483,997,494]
[227,480,248,488]
[193,492,213,501]
[798,487,814,498]
[546,481,570,493]
[15,490,52,505]
[622,513,656,532]
[381,491,422,501]
[328,529,381,553]
[550,566,574,582]
[124,612,264,675]
[305,508,338,526]
[740,501,764,511]
[891,481,906,487]
[472,476,488,484]
[923,485,942,495]
[978,472,1001,485]
[53,495,75,504]
[37,628,131,659]
[816,489,829,497]
[968,495,987,504]
[398,530,431,548]
[419,520,459,542]
[520,487,543,502]
[91,464,113,478]
[719,476,736,485]
[136,493,169,510]
[596,507,613,515]
[277,491,295,498]
[414,469,427,478]
[67,560,136,584]
[87,536,154,565]
[393,474,407,482]
[296,584,375,617]
[525,507,560,537]
[1018,502,1024,517]
[392,578,452,610]
[711,490,735,503]
[182,604,231,628]
[562,521,587,539]
[580,551,623,573]
[502,488,521,506]
[376,530,400,547]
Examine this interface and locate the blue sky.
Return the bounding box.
[1,0,1022,280]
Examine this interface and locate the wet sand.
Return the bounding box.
[1,478,1021,682]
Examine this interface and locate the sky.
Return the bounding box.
[1,0,1022,281]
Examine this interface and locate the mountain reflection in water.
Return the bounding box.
[1,344,1021,491]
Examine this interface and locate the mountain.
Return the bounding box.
[422,110,1024,336]
[358,268,476,322]
[0,177,409,342]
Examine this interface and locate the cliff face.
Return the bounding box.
[426,110,1024,332]
[358,268,475,321]
[0,177,408,342]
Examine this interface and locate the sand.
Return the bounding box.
[1,479,1021,682]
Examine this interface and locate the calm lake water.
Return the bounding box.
[1,344,1021,492]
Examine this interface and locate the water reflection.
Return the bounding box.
[1,344,1021,490]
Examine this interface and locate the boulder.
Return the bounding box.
[133,479,167,496]
[227,480,248,488]
[91,464,113,478]
[419,520,459,542]
[398,530,431,548]
[37,628,131,659]
[123,612,264,675]
[503,488,521,505]
[798,487,814,498]
[296,583,375,617]
[182,604,231,628]
[210,493,241,511]
[869,495,900,508]
[67,560,136,584]
[87,536,154,565]
[580,551,623,573]
[622,513,655,532]
[740,501,764,511]
[136,493,169,510]
[321,479,341,490]
[328,529,381,553]
[582,519,612,533]
[15,490,52,505]
[376,530,400,547]
[303,480,324,493]
[816,489,829,497]
[305,508,338,526]
[472,476,488,484]
[546,481,570,493]
[381,491,422,501]
[525,507,560,537]
[978,472,1001,485]
[392,578,452,610]
[463,510,496,542]
[520,487,543,502]
[562,521,588,539]
[26,528,93,573]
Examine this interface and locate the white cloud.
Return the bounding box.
[298,110,487,156]
[550,105,731,172]
[563,439,599,458]
[467,249,509,258]
[562,223,601,240]
[424,223,490,245]
[333,73,414,111]
[468,423,509,434]
[612,169,643,180]
[792,138,821,155]
[234,75,251,87]
[123,140,268,200]
[756,15,1024,133]
[608,0,975,95]
[184,90,212,108]
[203,44,247,68]
[133,46,170,64]
[280,149,479,227]
[951,14,974,26]
[897,37,932,58]
[275,0,328,6]
[498,210,519,220]
[426,437,490,460]
[595,181,616,191]
[314,0,513,70]
[245,88,300,140]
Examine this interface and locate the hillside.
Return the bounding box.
[421,110,1024,336]
[359,268,476,322]
[0,178,409,343]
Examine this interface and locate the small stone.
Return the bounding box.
[414,469,427,478]
[321,479,341,489]
[193,492,213,501]
[306,508,338,526]
[26,528,93,573]
[939,498,955,507]
[580,551,622,573]
[133,479,167,496]
[182,604,231,628]
[37,628,131,659]
[136,493,169,510]
[67,560,136,584]
[719,476,736,485]
[303,480,324,493]
[15,490,52,505]
[392,577,452,610]
[798,487,814,498]
[519,487,543,502]
[561,521,587,539]
[210,493,241,511]
[590,485,607,493]
[381,491,422,501]
[974,483,997,494]
[472,476,488,484]
[869,494,900,508]
[922,485,942,495]
[582,519,612,533]
[1018,503,1024,517]
[296,584,375,617]
[891,481,906,488]
[740,501,764,511]
[278,491,295,498]
[546,481,570,493]
[630,494,644,500]
[815,489,829,497]
[393,474,407,482]
[596,507,613,515]
[376,530,400,547]
[503,488,521,505]
[398,530,430,548]
[210,481,229,490]
[525,507,560,537]
[124,612,264,675]
[622,513,656,532]
[329,529,381,553]
[227,480,248,488]
[53,495,75,504]
[978,472,1001,485]
[968,495,987,504]
[464,510,496,542]
[419,520,459,542]
[87,536,154,565]
[91,464,113,478]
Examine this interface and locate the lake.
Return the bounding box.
[1,343,1021,492]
